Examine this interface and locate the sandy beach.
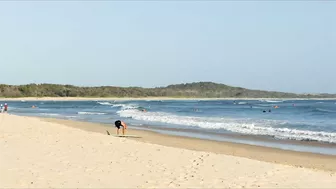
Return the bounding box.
[42,118,336,172]
[1,114,335,188]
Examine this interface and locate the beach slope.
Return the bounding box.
[0,114,335,188]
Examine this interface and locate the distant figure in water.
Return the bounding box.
[4,103,8,113]
[138,107,147,112]
[115,120,128,135]
[269,109,271,112]
[263,110,266,113]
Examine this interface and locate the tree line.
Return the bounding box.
[0,82,334,98]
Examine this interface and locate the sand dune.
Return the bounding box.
[1,114,335,188]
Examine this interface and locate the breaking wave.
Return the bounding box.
[39,113,61,116]
[117,109,336,143]
[259,100,284,103]
[97,102,113,106]
[112,103,140,109]
[77,111,107,115]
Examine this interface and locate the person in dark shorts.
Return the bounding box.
[115,120,127,135]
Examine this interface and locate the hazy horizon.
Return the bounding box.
[0,1,335,93]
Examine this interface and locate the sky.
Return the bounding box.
[0,1,335,93]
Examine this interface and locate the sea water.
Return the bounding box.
[4,99,336,155]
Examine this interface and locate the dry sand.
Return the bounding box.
[1,114,335,188]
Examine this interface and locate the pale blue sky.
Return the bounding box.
[0,1,335,93]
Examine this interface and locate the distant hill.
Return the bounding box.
[0,82,335,98]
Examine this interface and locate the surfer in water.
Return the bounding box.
[115,120,128,135]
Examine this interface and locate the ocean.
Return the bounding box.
[3,99,336,155]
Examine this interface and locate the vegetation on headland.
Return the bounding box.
[0,82,335,98]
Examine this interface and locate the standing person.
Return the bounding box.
[114,120,127,135]
[0,104,3,113]
[4,103,8,113]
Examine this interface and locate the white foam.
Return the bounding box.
[117,109,336,143]
[97,102,113,106]
[259,100,284,103]
[112,103,139,109]
[77,112,107,115]
[266,100,283,103]
[39,113,60,116]
[96,102,140,110]
[111,104,124,107]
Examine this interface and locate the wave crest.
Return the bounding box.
[117,109,336,143]
[315,108,336,113]
[97,102,113,106]
[77,111,107,115]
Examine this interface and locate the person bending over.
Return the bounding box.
[115,120,127,135]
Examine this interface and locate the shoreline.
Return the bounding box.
[41,117,336,172]
[1,97,336,101]
[132,124,336,148]
[130,125,336,156]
